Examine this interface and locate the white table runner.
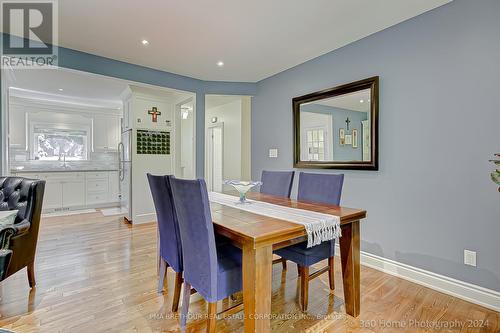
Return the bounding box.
[209,192,341,248]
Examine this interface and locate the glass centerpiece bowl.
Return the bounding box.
[224,180,262,204]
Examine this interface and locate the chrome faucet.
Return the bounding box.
[59,152,68,168]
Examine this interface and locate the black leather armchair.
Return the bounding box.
[0,177,45,286]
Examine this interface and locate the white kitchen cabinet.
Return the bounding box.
[13,171,119,212]
[123,98,132,131]
[93,115,120,152]
[40,173,85,211]
[85,172,110,206]
[93,115,109,151]
[62,180,85,208]
[107,117,121,151]
[43,180,63,210]
[8,107,27,149]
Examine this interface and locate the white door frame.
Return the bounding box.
[206,122,224,191]
[175,97,196,179]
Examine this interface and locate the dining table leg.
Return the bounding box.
[339,220,360,317]
[242,243,273,333]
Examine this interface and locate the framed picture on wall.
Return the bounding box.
[345,134,352,145]
[352,129,358,148]
[339,128,345,145]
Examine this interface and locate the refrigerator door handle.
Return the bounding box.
[118,142,125,181]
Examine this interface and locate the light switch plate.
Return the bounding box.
[269,148,278,158]
[464,249,476,267]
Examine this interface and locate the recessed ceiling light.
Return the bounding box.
[58,88,63,91]
[360,99,364,103]
[217,61,224,67]
[141,39,149,45]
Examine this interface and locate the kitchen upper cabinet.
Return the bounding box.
[93,115,120,152]
[8,107,27,149]
[107,117,121,151]
[122,98,132,131]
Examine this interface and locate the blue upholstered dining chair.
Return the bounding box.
[274,172,344,311]
[260,170,295,269]
[147,174,183,312]
[170,178,243,332]
[260,170,295,198]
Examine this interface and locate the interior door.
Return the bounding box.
[207,125,223,192]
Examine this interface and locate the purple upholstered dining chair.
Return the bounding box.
[147,174,183,312]
[170,178,243,332]
[274,172,344,311]
[260,170,295,198]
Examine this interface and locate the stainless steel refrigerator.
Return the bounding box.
[118,128,132,221]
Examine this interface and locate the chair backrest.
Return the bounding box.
[170,178,218,301]
[260,170,295,198]
[297,172,344,205]
[0,177,44,224]
[0,176,45,278]
[147,174,182,272]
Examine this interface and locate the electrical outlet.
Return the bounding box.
[464,249,476,267]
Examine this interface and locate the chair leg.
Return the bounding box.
[299,265,309,311]
[328,256,335,291]
[206,302,217,333]
[180,281,191,328]
[27,262,36,288]
[272,257,287,270]
[157,258,168,293]
[172,272,183,312]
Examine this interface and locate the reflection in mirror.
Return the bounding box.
[293,76,378,170]
[300,89,371,162]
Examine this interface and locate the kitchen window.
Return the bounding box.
[33,127,89,161]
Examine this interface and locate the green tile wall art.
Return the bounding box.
[137,130,170,155]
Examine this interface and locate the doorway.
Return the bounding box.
[175,99,196,179]
[204,94,252,190]
[206,124,223,192]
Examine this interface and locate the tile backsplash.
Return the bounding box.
[9,148,119,172]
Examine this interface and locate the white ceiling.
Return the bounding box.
[3,0,451,82]
[8,68,127,105]
[7,68,193,108]
[311,90,371,112]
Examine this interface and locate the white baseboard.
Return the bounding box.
[132,212,156,224]
[334,245,500,312]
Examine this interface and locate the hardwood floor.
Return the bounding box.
[0,212,498,332]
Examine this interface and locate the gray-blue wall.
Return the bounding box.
[252,0,500,291]
[0,34,257,178]
[301,104,368,161]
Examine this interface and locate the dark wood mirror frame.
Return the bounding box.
[293,76,379,170]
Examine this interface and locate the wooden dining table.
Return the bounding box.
[210,191,367,333]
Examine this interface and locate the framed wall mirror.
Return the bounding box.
[293,76,379,170]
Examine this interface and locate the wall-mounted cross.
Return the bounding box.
[345,117,351,131]
[148,107,161,122]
